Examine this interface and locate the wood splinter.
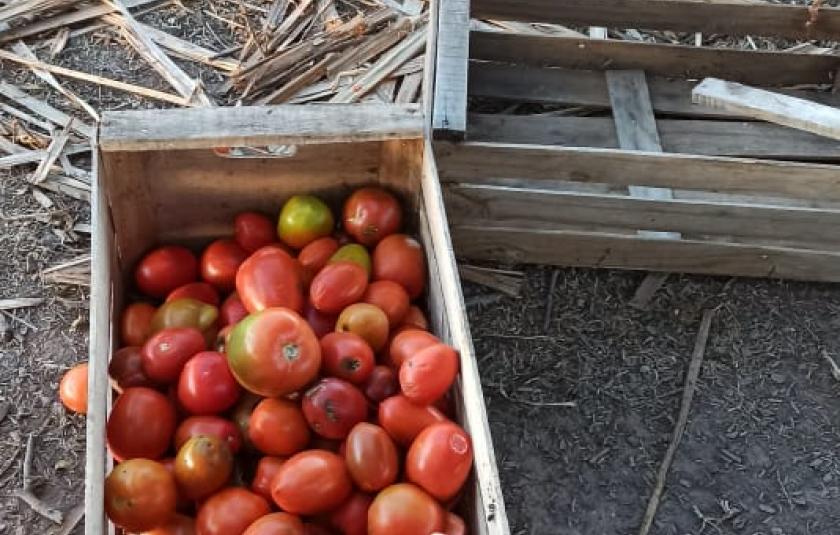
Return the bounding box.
[15,433,64,524]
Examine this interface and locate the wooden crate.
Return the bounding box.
[86,104,509,535]
[430,0,840,282]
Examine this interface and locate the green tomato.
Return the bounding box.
[329,244,371,277]
[149,298,218,339]
[277,195,335,249]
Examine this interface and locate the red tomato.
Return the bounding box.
[251,456,286,502]
[399,343,459,405]
[406,422,473,501]
[196,487,271,535]
[249,398,310,456]
[444,513,467,535]
[330,492,372,535]
[107,387,176,460]
[367,483,445,535]
[227,308,321,397]
[121,302,156,346]
[174,416,242,454]
[271,450,352,515]
[345,423,398,492]
[202,239,248,292]
[236,246,304,314]
[59,362,88,414]
[166,282,220,307]
[335,304,389,353]
[220,292,249,327]
[177,351,241,415]
[400,305,429,331]
[320,332,374,385]
[363,366,398,402]
[105,459,177,532]
[343,187,402,246]
[135,245,198,299]
[309,262,368,314]
[174,435,233,499]
[377,395,448,446]
[109,346,155,390]
[142,327,207,384]
[304,302,338,338]
[388,329,439,369]
[303,378,368,439]
[236,212,277,253]
[138,513,196,535]
[298,237,339,284]
[372,235,425,300]
[244,512,305,535]
[362,281,409,326]
[231,392,262,451]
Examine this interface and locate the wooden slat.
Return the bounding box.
[466,113,840,160]
[470,31,840,86]
[99,104,424,151]
[432,0,470,139]
[471,0,840,41]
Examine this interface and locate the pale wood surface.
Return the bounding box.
[0,81,95,138]
[432,0,470,138]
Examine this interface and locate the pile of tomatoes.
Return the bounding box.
[102,187,472,535]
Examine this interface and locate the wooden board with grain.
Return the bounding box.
[431,0,470,139]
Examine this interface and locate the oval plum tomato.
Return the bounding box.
[271,450,352,515]
[363,366,398,402]
[345,423,398,492]
[104,459,177,532]
[444,513,467,535]
[150,298,219,338]
[174,435,233,499]
[309,262,368,314]
[107,387,176,460]
[328,244,371,277]
[330,492,372,535]
[178,351,241,415]
[320,332,374,385]
[121,302,156,346]
[400,305,429,331]
[278,195,335,249]
[389,329,439,370]
[236,212,277,253]
[249,398,310,456]
[343,187,402,246]
[302,378,367,439]
[362,281,408,326]
[196,487,270,535]
[166,282,220,307]
[298,237,339,285]
[236,246,304,314]
[59,362,88,414]
[244,513,305,535]
[304,302,338,338]
[251,456,286,502]
[110,346,155,390]
[372,235,425,300]
[141,327,206,384]
[220,292,248,327]
[335,303,389,353]
[400,343,459,405]
[175,416,242,454]
[201,239,248,292]
[231,392,262,450]
[367,483,445,535]
[227,308,321,397]
[377,395,448,446]
[138,513,196,535]
[135,245,198,299]
[406,422,473,501]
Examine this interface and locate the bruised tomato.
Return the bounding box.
[377,395,448,446]
[121,302,156,346]
[196,488,270,535]
[236,246,304,314]
[329,244,371,276]
[109,346,155,390]
[388,329,439,370]
[220,292,248,327]
[166,282,220,307]
[149,298,218,339]
[249,398,310,456]
[372,235,425,300]
[399,343,459,405]
[406,422,473,501]
[363,366,398,402]
[309,262,368,314]
[138,513,195,535]
[298,237,339,284]
[174,435,233,499]
[335,303,389,353]
[105,459,177,532]
[401,305,429,331]
[271,450,352,515]
[367,483,445,535]
[303,378,367,439]
[304,302,338,339]
[343,187,402,246]
[177,351,241,415]
[251,456,286,502]
[135,245,198,299]
[59,362,88,414]
[244,513,305,535]
[330,492,372,535]
[201,239,248,292]
[345,423,398,492]
[227,308,321,397]
[236,212,277,253]
[278,195,335,249]
[141,327,206,384]
[107,387,176,460]
[175,416,242,454]
[320,332,374,385]
[362,281,408,326]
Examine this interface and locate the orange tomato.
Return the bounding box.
[406,422,473,501]
[335,303,389,352]
[388,329,439,370]
[377,395,448,446]
[249,398,310,456]
[345,423,398,492]
[196,488,270,535]
[372,234,425,299]
[309,262,368,314]
[138,513,195,535]
[444,513,467,535]
[399,343,459,405]
[174,435,233,499]
[104,459,177,533]
[400,305,429,331]
[59,362,88,414]
[244,512,305,535]
[298,237,339,284]
[271,450,353,515]
[367,483,445,535]
[121,302,156,346]
[362,280,409,326]
[236,246,304,314]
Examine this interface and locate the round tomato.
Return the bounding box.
[251,456,286,502]
[400,305,429,331]
[304,302,338,339]
[363,366,398,402]
[109,346,155,390]
[367,483,445,535]
[227,308,321,397]
[220,292,248,327]
[399,343,459,405]
[372,235,425,299]
[270,450,352,515]
[59,362,88,414]
[298,237,339,284]
[302,378,367,439]
[135,245,198,299]
[444,513,466,535]
[105,459,177,532]
[236,212,277,253]
[309,262,368,314]
[121,302,156,346]
[278,195,335,249]
[335,303,389,353]
[178,351,241,415]
[329,244,371,276]
[345,423,398,492]
[196,488,270,535]
[320,332,374,385]
[330,492,372,535]
[244,512,305,535]
[166,282,220,307]
[141,327,207,384]
[236,246,304,314]
[174,435,233,499]
[107,387,176,460]
[343,187,402,246]
[389,329,439,370]
[362,281,408,326]
[174,416,242,454]
[249,398,310,456]
[149,298,219,338]
[138,513,195,535]
[201,239,248,292]
[406,422,472,501]
[377,395,448,446]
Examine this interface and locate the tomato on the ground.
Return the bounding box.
[345,423,398,492]
[236,246,304,314]
[251,456,286,502]
[249,398,310,456]
[363,365,398,402]
[330,492,372,535]
[335,303,389,352]
[135,245,198,299]
[362,280,408,326]
[328,244,371,276]
[196,487,271,535]
[309,262,368,314]
[342,187,402,246]
[177,351,241,415]
[104,459,177,532]
[270,450,352,515]
[141,327,207,384]
[399,343,459,405]
[388,329,439,370]
[278,195,335,249]
[201,238,248,292]
[377,395,448,446]
[120,302,156,346]
[235,212,277,253]
[320,332,375,384]
[174,435,233,499]
[166,282,220,307]
[367,483,445,535]
[302,378,368,439]
[59,362,88,414]
[406,421,473,501]
[174,416,242,454]
[372,234,425,299]
[244,512,305,535]
[107,387,176,460]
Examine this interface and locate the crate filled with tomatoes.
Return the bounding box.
[86,105,508,535]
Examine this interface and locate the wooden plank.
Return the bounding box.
[99,104,424,152]
[0,81,95,138]
[471,0,840,41]
[466,113,840,160]
[432,0,470,139]
[692,77,840,142]
[469,31,840,86]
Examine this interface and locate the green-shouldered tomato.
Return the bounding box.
[329,244,371,277]
[278,195,335,249]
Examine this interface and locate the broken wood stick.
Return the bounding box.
[459,264,524,298]
[30,119,73,184]
[0,81,95,138]
[0,298,44,310]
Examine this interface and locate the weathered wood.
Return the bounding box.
[0,0,73,24]
[30,120,73,184]
[0,82,95,138]
[432,0,470,139]
[142,24,240,72]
